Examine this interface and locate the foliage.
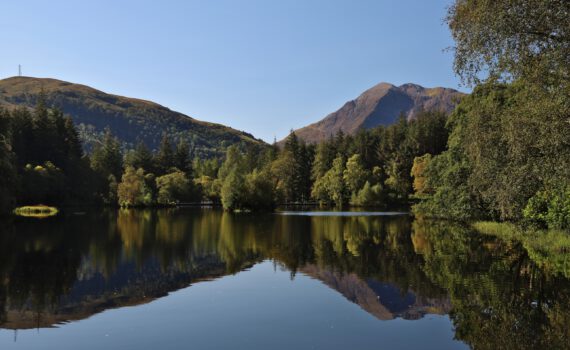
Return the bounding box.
[416,80,569,224]
[220,169,246,211]
[0,94,452,212]
[0,109,17,215]
[351,181,383,207]
[125,141,154,173]
[117,167,152,207]
[271,132,312,203]
[91,129,123,179]
[156,170,193,205]
[447,0,570,88]
[412,1,569,228]
[524,183,570,230]
[243,168,275,211]
[343,154,369,195]
[410,154,432,196]
[156,134,175,175]
[194,175,220,203]
[311,155,347,206]
[412,147,477,221]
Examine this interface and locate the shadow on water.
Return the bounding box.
[0,208,569,348]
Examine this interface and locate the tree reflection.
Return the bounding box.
[0,210,569,348]
[412,218,570,349]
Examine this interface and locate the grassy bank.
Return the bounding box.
[473,221,570,278]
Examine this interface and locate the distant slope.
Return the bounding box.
[286,82,465,144]
[0,76,263,156]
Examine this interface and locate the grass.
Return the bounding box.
[473,221,570,277]
[14,205,59,218]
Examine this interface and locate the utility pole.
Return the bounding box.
[18,64,21,76]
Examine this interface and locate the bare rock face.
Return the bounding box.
[287,82,465,144]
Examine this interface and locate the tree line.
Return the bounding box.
[198,109,449,211]
[0,95,449,213]
[0,97,200,211]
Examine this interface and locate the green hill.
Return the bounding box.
[0,76,264,157]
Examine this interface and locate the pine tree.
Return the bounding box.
[174,139,192,176]
[91,129,123,179]
[156,134,174,175]
[130,141,154,172]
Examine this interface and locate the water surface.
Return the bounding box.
[0,209,568,349]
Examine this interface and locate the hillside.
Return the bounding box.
[286,82,465,144]
[0,76,263,156]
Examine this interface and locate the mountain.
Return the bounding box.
[0,76,263,156]
[286,82,465,144]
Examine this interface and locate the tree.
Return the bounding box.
[174,139,192,175]
[447,0,570,88]
[524,183,570,230]
[343,154,369,195]
[194,175,220,203]
[271,150,296,203]
[0,110,17,214]
[311,155,346,206]
[156,134,175,175]
[126,141,154,172]
[117,167,151,207]
[221,168,246,211]
[411,154,433,196]
[91,129,123,179]
[351,181,383,207]
[156,170,192,205]
[9,107,34,168]
[273,132,313,203]
[243,168,275,210]
[411,1,569,224]
[312,138,336,181]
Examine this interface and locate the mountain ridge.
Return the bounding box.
[0,76,263,156]
[284,82,465,144]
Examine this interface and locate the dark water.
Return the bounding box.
[0,208,569,349]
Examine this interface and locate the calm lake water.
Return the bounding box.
[0,208,569,349]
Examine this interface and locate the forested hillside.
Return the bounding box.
[0,77,263,157]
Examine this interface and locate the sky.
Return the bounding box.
[0,0,464,142]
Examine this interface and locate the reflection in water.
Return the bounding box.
[0,209,569,349]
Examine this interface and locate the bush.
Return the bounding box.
[156,170,192,205]
[524,185,570,230]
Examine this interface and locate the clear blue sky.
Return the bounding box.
[0,0,464,142]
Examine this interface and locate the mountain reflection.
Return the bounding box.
[0,209,569,349]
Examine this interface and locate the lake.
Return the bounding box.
[0,208,568,349]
